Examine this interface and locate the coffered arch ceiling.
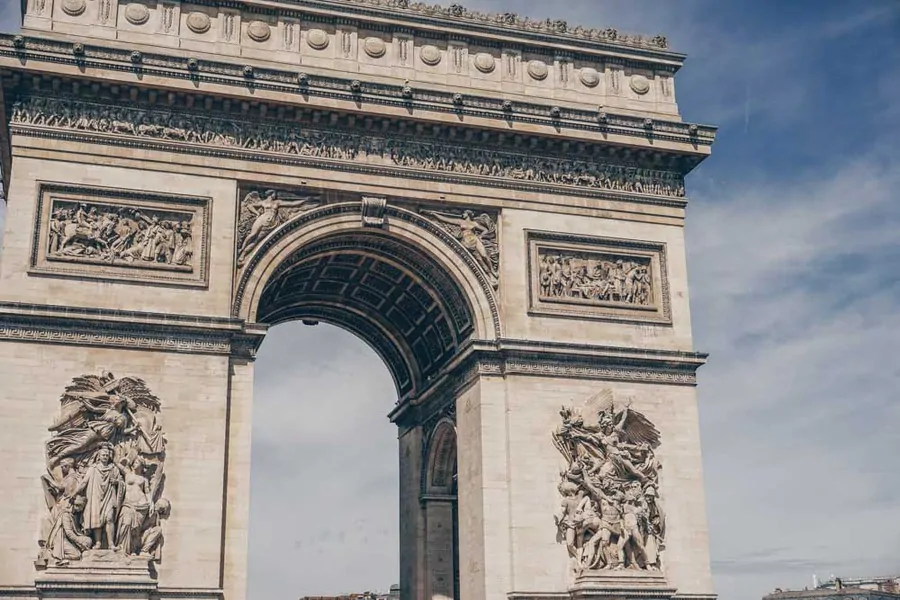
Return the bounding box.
[256,232,475,400]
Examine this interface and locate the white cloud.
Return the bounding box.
[0,0,897,597]
[687,144,900,598]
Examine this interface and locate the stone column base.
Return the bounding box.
[34,550,157,600]
[569,570,676,599]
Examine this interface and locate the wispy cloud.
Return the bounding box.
[0,1,897,599]
[688,134,900,598]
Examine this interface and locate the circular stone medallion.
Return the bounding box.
[473,52,495,74]
[364,37,386,58]
[124,2,150,25]
[307,28,329,50]
[527,60,549,81]
[247,20,270,42]
[630,74,651,95]
[185,11,211,34]
[61,0,86,16]
[420,45,441,66]
[580,67,600,88]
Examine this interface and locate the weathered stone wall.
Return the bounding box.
[0,156,238,318]
[0,342,230,589]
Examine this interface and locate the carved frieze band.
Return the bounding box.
[30,183,211,287]
[527,231,672,325]
[11,97,686,202]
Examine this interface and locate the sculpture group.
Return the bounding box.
[36,372,171,568]
[540,252,653,306]
[47,200,194,269]
[552,396,664,572]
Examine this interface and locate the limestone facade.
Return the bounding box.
[0,2,717,599]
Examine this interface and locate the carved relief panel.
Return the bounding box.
[552,391,665,573]
[527,231,671,324]
[30,183,211,287]
[36,372,172,569]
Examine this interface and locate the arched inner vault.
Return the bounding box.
[256,231,476,399]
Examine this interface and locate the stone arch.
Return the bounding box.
[234,201,500,400]
[422,417,459,600]
[424,418,458,495]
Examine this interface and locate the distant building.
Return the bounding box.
[300,585,400,600]
[765,575,900,599]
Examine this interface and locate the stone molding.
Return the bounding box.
[526,230,672,325]
[0,586,224,599]
[231,201,503,339]
[0,302,264,357]
[0,34,717,149]
[300,0,671,52]
[9,94,692,206]
[19,0,678,80]
[29,182,212,288]
[391,338,707,427]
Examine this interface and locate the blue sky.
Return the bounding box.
[0,1,898,599]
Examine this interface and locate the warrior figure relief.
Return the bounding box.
[552,394,665,572]
[422,209,500,288]
[46,201,195,269]
[36,372,172,568]
[236,189,321,267]
[539,251,653,307]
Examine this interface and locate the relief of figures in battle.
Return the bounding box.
[46,199,195,270]
[552,394,665,572]
[539,249,653,307]
[36,372,171,568]
[236,189,321,267]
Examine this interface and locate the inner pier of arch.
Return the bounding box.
[253,228,467,599]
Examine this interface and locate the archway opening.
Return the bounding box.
[255,230,476,401]
[246,228,472,598]
[248,322,398,597]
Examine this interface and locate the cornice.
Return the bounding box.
[0,586,224,599]
[0,302,266,357]
[390,337,707,425]
[272,0,679,56]
[0,33,717,154]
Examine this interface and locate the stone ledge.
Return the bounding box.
[570,570,675,599]
[0,302,267,357]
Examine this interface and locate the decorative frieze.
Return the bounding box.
[336,0,668,50]
[11,96,687,201]
[527,231,671,325]
[30,183,211,287]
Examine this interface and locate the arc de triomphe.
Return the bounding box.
[0,1,718,599]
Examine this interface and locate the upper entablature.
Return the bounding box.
[21,0,685,118]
